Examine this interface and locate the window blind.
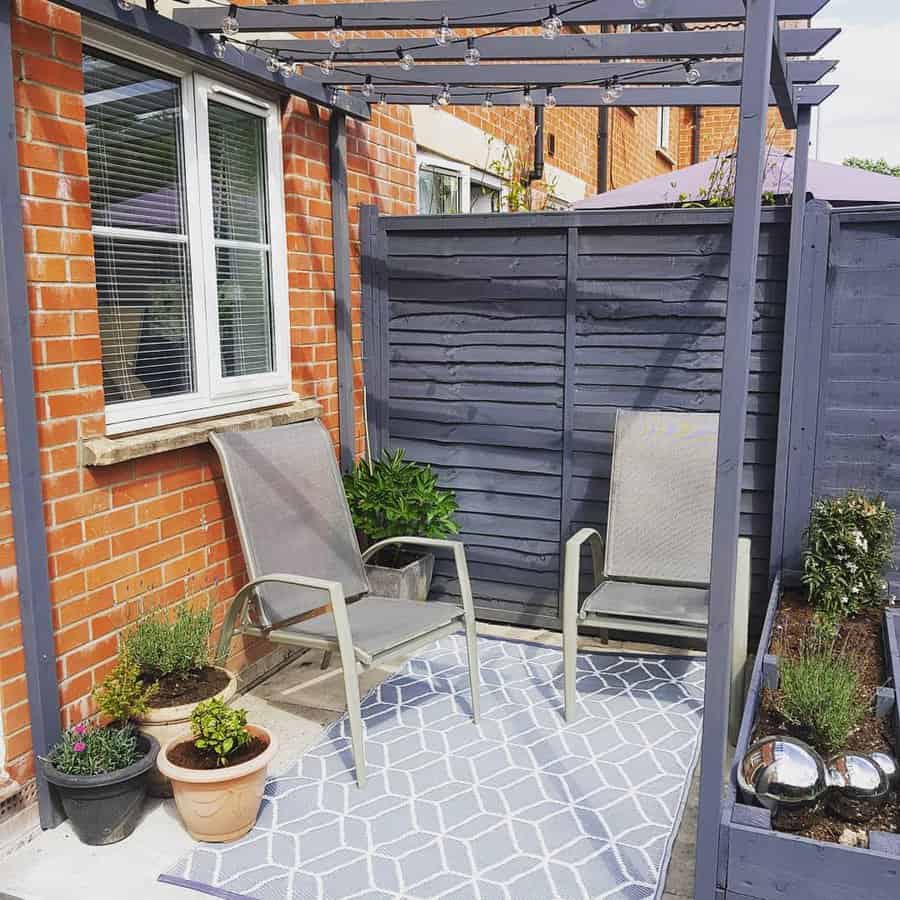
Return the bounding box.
[84,50,195,404]
[208,101,275,379]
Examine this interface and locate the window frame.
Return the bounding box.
[83,34,293,436]
[416,152,471,215]
[657,105,672,151]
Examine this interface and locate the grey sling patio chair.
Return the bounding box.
[562,410,751,738]
[210,420,480,787]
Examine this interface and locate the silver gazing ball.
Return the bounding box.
[739,736,829,831]
[827,753,891,823]
[871,751,899,786]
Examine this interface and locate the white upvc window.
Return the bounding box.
[657,106,672,151]
[416,152,505,214]
[83,45,292,435]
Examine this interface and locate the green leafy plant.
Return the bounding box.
[93,650,158,723]
[191,697,250,766]
[46,721,141,777]
[844,156,900,178]
[776,638,863,754]
[124,604,213,680]
[344,449,458,565]
[483,138,561,213]
[803,490,895,631]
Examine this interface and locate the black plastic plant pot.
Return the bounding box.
[41,733,159,845]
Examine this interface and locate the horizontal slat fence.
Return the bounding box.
[362,207,792,630]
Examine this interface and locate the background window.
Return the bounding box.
[657,106,672,150]
[418,163,463,214]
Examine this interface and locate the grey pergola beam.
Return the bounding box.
[259,27,840,63]
[364,84,838,108]
[175,0,832,32]
[49,0,370,119]
[695,0,779,897]
[770,25,798,129]
[313,59,835,87]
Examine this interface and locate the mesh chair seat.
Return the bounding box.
[580,580,709,628]
[276,596,465,659]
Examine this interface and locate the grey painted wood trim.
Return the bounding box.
[329,112,355,471]
[360,204,382,459]
[780,201,832,571]
[695,2,779,897]
[768,110,812,578]
[0,0,63,829]
[174,0,832,32]
[769,26,798,129]
[373,84,838,109]
[558,227,578,611]
[261,28,840,62]
[312,59,835,86]
[49,0,370,119]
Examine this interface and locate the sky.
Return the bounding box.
[815,0,900,164]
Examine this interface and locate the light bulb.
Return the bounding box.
[214,37,227,60]
[221,4,239,36]
[609,84,623,99]
[685,61,702,85]
[438,84,451,106]
[362,75,375,99]
[435,16,454,46]
[600,86,615,104]
[279,60,294,77]
[266,54,280,73]
[520,87,534,110]
[116,0,134,10]
[464,38,481,67]
[430,95,440,110]
[482,94,494,109]
[328,16,345,49]
[319,53,336,75]
[545,89,558,109]
[541,5,562,40]
[397,48,415,71]
[633,0,649,8]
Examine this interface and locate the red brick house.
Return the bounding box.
[0,0,795,850]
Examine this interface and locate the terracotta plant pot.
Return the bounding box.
[157,725,278,843]
[41,733,159,846]
[137,666,237,798]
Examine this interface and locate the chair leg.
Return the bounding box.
[336,642,366,787]
[320,650,332,670]
[562,553,579,724]
[463,615,480,724]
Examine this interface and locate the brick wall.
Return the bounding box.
[1,0,417,794]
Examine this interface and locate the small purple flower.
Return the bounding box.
[73,723,87,736]
[73,741,86,753]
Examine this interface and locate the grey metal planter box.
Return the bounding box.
[720,576,900,900]
[365,552,435,603]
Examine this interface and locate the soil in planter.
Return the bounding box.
[752,590,900,843]
[168,736,269,771]
[142,666,230,708]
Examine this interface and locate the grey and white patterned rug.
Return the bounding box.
[161,634,704,900]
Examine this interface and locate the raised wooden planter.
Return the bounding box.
[719,575,900,900]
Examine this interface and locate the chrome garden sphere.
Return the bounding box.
[826,753,891,823]
[739,736,830,831]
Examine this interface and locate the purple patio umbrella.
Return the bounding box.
[575,150,900,209]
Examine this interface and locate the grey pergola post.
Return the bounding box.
[330,110,355,472]
[694,0,779,897]
[0,0,62,829]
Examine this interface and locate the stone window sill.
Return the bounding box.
[80,398,323,467]
[656,147,677,167]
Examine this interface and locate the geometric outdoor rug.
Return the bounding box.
[161,634,705,900]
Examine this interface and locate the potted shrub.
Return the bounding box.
[125,604,237,796]
[40,654,159,845]
[157,697,278,843]
[344,448,459,602]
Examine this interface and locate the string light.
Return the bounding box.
[520,85,534,109]
[545,87,558,109]
[633,0,649,8]
[214,36,227,59]
[319,52,336,75]
[464,38,481,67]
[328,16,346,49]
[435,15,454,46]
[430,95,440,109]
[685,60,702,85]
[221,3,239,36]
[396,46,415,71]
[362,74,375,99]
[541,5,563,40]
[438,83,452,106]
[266,52,280,73]
[330,86,343,104]
[116,0,134,10]
[482,94,494,109]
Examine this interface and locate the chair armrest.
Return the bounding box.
[564,528,605,593]
[361,537,475,624]
[215,574,348,665]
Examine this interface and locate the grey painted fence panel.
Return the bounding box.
[361,207,791,626]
